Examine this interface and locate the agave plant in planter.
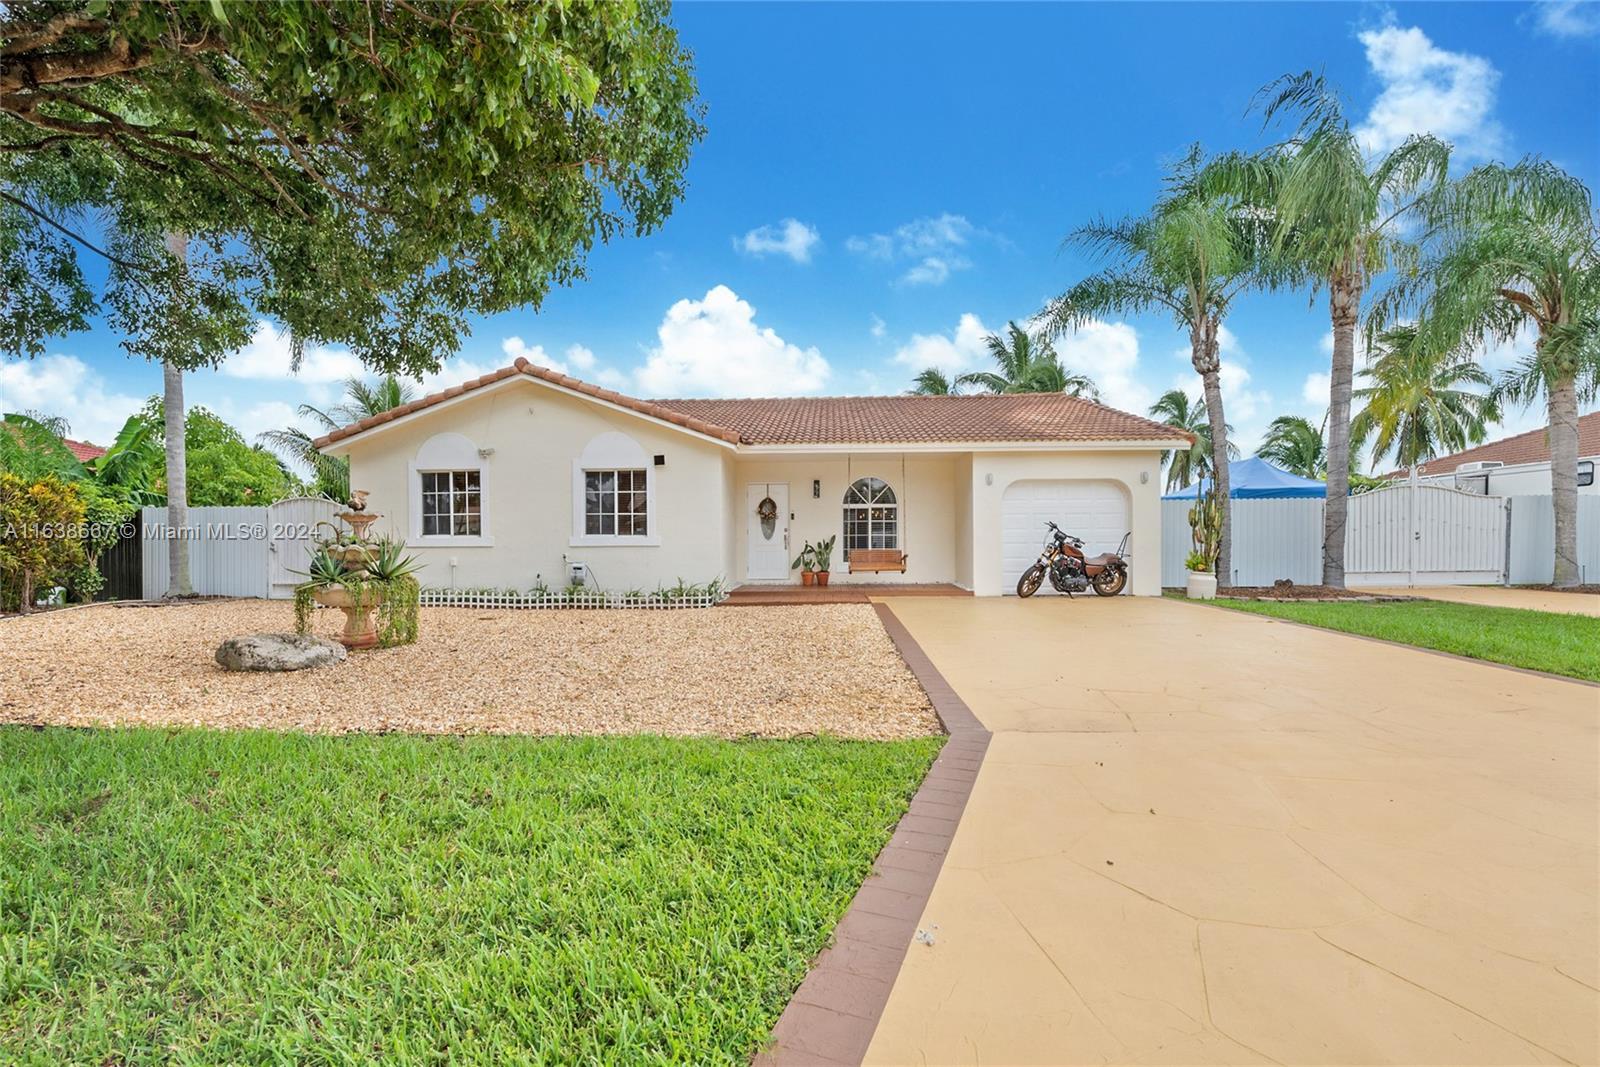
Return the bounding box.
[294,520,422,650]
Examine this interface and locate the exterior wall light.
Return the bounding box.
[813,479,820,498]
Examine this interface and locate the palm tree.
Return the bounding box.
[1349,325,1498,472]
[1147,389,1235,491]
[1040,148,1283,585]
[1256,415,1327,478]
[908,368,957,395]
[1377,159,1599,586]
[259,375,417,501]
[1203,74,1452,587]
[959,322,1100,399]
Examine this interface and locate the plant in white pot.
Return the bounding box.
[1186,475,1222,599]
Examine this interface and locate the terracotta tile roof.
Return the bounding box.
[1386,411,1600,477]
[63,438,106,462]
[314,359,744,448]
[651,394,1192,445]
[313,360,1194,449]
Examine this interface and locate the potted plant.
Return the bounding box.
[1186,476,1222,600]
[1184,550,1217,600]
[812,534,836,587]
[792,542,816,586]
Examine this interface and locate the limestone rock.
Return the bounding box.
[215,633,347,672]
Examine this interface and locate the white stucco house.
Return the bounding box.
[313,358,1192,596]
[1387,412,1599,496]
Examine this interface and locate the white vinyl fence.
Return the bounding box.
[1507,495,1600,586]
[1161,488,1594,588]
[141,498,341,600]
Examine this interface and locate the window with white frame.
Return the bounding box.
[420,470,481,536]
[571,431,658,546]
[409,432,490,545]
[584,469,648,536]
[842,477,898,561]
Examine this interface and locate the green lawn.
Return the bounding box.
[1202,596,1600,682]
[0,728,941,1065]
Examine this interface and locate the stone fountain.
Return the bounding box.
[313,492,387,649]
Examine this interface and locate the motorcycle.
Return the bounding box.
[1016,521,1129,598]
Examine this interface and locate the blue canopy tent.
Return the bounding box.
[1163,456,1326,500]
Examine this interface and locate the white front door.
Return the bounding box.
[746,483,791,580]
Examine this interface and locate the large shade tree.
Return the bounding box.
[1350,325,1499,472]
[2,0,703,593]
[1147,389,1234,491]
[1041,150,1283,585]
[1376,160,1599,586]
[1204,74,1451,587]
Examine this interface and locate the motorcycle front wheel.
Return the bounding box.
[1016,564,1046,598]
[1091,568,1127,597]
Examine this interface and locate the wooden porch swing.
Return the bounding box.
[845,452,909,574]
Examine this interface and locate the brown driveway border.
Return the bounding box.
[752,601,990,1066]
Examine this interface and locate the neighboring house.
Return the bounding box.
[1386,412,1600,496]
[63,438,106,463]
[314,358,1192,596]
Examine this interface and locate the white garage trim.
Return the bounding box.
[1000,479,1131,595]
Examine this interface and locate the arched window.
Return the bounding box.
[843,477,898,561]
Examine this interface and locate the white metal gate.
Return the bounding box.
[1346,483,1507,587]
[268,497,342,599]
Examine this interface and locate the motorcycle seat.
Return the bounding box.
[1083,553,1120,566]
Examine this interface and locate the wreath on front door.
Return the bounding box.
[757,495,778,540]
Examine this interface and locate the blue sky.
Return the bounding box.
[3,1,1598,463]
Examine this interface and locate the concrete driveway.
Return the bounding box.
[1364,585,1600,617]
[864,596,1598,1066]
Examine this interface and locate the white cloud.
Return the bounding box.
[221,320,365,384]
[1054,320,1151,415]
[499,337,605,379]
[1355,20,1505,160]
[634,285,830,397]
[902,257,955,286]
[1,354,145,446]
[869,314,887,339]
[1302,371,1331,409]
[846,213,981,286]
[890,313,991,378]
[736,218,821,263]
[410,357,505,398]
[1529,0,1600,37]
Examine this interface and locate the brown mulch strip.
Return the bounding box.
[0,601,939,740]
[1218,584,1407,601]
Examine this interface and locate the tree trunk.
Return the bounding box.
[162,231,193,599]
[1192,316,1232,586]
[1323,266,1362,588]
[1547,369,1581,588]
[19,568,35,616]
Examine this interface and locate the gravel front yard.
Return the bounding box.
[1,601,938,739]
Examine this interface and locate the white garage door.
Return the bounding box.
[1001,480,1131,594]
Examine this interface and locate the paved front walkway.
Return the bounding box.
[863,596,1598,1066]
[1364,584,1600,616]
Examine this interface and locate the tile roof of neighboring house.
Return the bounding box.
[64,438,106,462]
[1386,411,1600,478]
[313,359,1193,449]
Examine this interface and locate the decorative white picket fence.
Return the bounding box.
[1161,487,1594,588]
[418,587,727,610]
